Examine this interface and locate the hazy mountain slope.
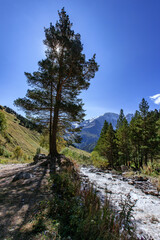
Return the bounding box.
[75,112,133,152]
[0,109,48,158]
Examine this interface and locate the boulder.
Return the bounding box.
[12,172,34,182]
[33,154,47,164]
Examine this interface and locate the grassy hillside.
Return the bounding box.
[61,146,92,165]
[0,109,48,163]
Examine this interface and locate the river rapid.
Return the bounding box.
[80,166,160,240]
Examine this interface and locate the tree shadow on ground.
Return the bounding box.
[0,163,50,240]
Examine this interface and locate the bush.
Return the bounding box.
[0,146,5,156]
[13,146,23,160]
[4,149,12,158]
[3,132,12,143]
[0,146,11,158]
[0,111,7,133]
[23,154,28,161]
[36,147,41,155]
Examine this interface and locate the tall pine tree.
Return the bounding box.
[94,120,109,154]
[116,109,125,129]
[101,123,117,167]
[14,8,98,170]
[116,118,131,166]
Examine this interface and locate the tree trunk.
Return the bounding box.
[50,79,61,172]
[49,82,53,156]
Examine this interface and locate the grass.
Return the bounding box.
[61,146,109,169]
[61,146,92,165]
[0,109,48,163]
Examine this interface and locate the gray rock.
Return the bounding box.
[12,172,34,182]
[33,154,47,163]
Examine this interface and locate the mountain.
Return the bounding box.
[75,112,133,152]
[0,106,48,162]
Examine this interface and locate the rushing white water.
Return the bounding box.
[80,166,160,240]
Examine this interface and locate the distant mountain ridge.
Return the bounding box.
[75,112,133,152]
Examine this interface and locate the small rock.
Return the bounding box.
[122,177,128,182]
[96,172,101,175]
[134,176,148,181]
[143,189,159,196]
[105,189,112,194]
[128,181,134,185]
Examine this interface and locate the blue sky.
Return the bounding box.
[0,0,160,119]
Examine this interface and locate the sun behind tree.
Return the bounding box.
[14,8,99,171]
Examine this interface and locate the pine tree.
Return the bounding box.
[116,118,131,166]
[94,120,109,154]
[130,112,143,168]
[146,111,160,163]
[116,109,125,129]
[139,98,150,165]
[14,8,98,170]
[139,98,149,118]
[101,123,117,167]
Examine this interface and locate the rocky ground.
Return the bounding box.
[0,161,50,240]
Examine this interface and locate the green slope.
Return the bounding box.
[0,109,48,162]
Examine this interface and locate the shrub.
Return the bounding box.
[0,146,5,156]
[0,111,7,133]
[23,154,28,161]
[4,149,12,158]
[0,146,11,158]
[36,147,41,155]
[3,132,12,143]
[13,146,23,160]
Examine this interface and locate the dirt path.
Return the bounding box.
[0,162,50,240]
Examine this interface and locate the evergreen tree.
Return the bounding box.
[146,111,160,163]
[129,112,143,168]
[94,120,108,154]
[101,123,117,167]
[116,118,131,166]
[139,98,150,165]
[14,8,98,169]
[139,98,149,118]
[116,109,125,129]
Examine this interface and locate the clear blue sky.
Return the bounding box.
[0,0,160,119]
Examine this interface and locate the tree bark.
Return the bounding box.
[49,82,53,156]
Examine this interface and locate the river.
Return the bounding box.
[80,166,160,240]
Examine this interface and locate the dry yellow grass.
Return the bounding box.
[0,109,48,160]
